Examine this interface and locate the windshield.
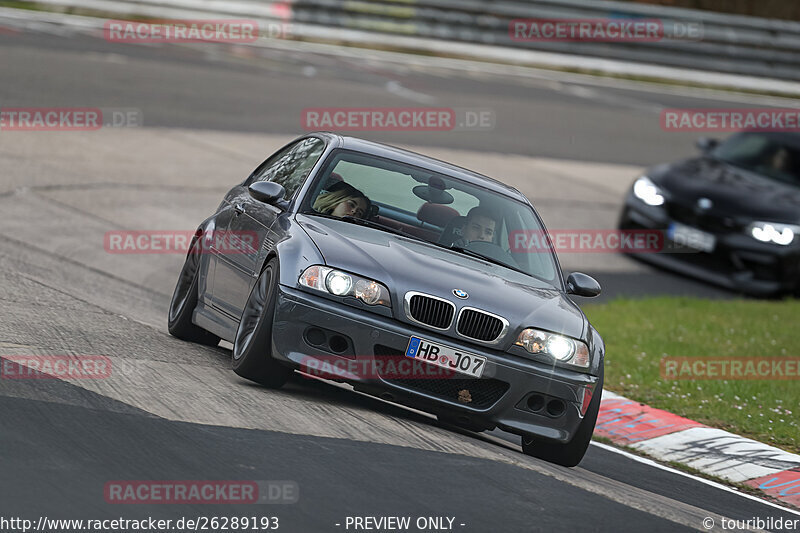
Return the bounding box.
[711,133,800,187]
[301,149,561,287]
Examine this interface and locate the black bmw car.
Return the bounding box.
[619,132,800,296]
[168,132,605,466]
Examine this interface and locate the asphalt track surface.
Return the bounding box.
[2,18,799,532]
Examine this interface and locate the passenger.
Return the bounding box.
[312,181,371,219]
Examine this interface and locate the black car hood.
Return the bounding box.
[653,157,800,223]
[297,214,586,341]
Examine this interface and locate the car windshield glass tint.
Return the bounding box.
[712,133,800,187]
[303,150,560,287]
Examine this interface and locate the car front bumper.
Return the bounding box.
[619,194,800,296]
[271,285,600,443]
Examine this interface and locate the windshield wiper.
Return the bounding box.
[441,244,529,276]
[715,156,754,173]
[715,158,800,186]
[305,212,428,242]
[340,216,423,240]
[307,212,529,274]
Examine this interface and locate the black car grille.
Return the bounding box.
[623,205,797,287]
[667,204,738,234]
[407,293,454,329]
[457,309,504,342]
[373,345,509,409]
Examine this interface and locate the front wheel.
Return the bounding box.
[521,369,603,467]
[231,258,291,388]
[168,235,221,346]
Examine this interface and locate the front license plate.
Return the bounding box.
[405,337,487,378]
[668,222,716,253]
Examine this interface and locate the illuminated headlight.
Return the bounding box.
[632,176,665,206]
[299,265,391,306]
[326,270,352,295]
[747,221,800,246]
[515,328,590,368]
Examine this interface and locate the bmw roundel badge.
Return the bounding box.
[453,289,469,299]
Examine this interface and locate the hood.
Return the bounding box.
[652,157,800,223]
[297,214,586,342]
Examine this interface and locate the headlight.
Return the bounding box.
[515,328,590,368]
[632,176,665,206]
[326,270,352,295]
[299,266,391,306]
[354,279,383,305]
[747,221,800,246]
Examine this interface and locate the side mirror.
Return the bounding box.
[696,137,718,153]
[248,181,286,207]
[566,272,601,297]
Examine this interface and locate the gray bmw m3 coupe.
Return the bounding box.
[168,132,605,466]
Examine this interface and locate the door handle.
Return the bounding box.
[234,203,245,215]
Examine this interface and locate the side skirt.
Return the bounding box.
[193,303,238,343]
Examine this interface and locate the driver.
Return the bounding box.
[456,206,497,245]
[769,146,793,174]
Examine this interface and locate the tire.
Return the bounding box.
[521,368,604,467]
[168,235,221,346]
[231,258,291,388]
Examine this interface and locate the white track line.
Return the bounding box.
[590,441,800,516]
[331,374,800,515]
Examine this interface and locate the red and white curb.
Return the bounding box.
[596,390,800,509]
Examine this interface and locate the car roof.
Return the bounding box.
[309,132,529,203]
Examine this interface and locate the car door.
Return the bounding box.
[200,192,238,310]
[203,147,292,312]
[212,137,326,321]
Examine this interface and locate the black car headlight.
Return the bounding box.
[632,176,665,206]
[515,328,590,368]
[299,265,391,307]
[746,221,800,246]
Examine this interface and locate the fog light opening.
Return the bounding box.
[546,399,566,417]
[527,394,545,412]
[305,327,326,347]
[328,335,348,353]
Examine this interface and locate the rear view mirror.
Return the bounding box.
[566,272,601,297]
